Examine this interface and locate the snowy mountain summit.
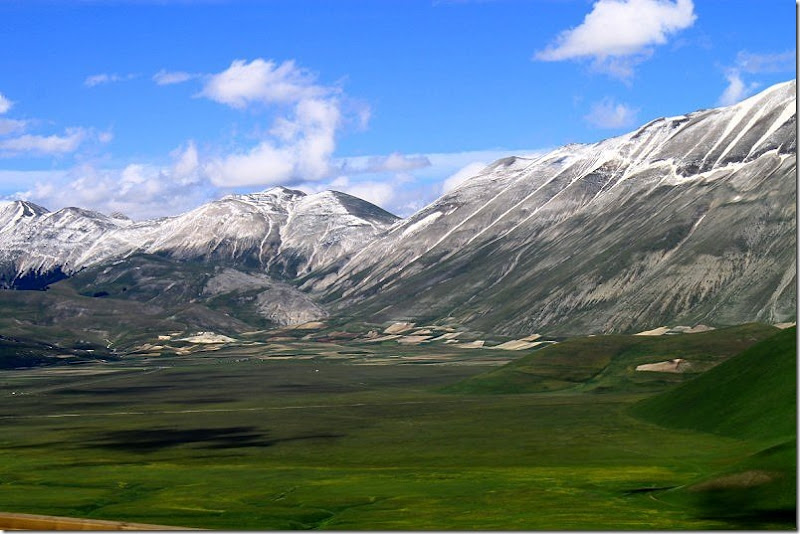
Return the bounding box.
[0,187,399,288]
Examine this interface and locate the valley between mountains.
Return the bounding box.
[0,80,795,530]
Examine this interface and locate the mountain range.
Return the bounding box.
[0,188,397,287]
[1,79,796,337]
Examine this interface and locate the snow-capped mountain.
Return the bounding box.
[2,80,795,335]
[320,80,796,335]
[0,187,398,288]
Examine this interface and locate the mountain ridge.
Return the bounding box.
[0,80,795,335]
[0,186,399,289]
[317,79,796,334]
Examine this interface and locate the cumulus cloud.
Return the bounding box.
[84,73,137,87]
[6,145,549,221]
[346,182,395,207]
[535,0,696,80]
[442,162,488,193]
[0,93,12,114]
[584,98,640,128]
[153,69,199,85]
[204,142,296,187]
[10,144,219,220]
[198,58,363,187]
[315,148,546,215]
[199,58,330,109]
[365,152,430,173]
[0,94,108,158]
[204,98,342,186]
[0,127,87,156]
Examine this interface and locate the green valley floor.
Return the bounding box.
[0,326,795,530]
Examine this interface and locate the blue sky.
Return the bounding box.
[0,0,795,219]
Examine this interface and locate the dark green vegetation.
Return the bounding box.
[0,326,795,529]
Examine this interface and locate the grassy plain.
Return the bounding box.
[0,330,795,530]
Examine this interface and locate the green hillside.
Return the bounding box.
[447,323,780,395]
[632,327,797,526]
[631,326,796,441]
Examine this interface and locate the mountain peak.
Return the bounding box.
[13,200,49,217]
[0,200,49,227]
[306,190,400,222]
[260,186,307,197]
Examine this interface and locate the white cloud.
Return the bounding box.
[205,142,295,187]
[84,73,136,87]
[199,58,331,109]
[0,127,87,156]
[336,149,531,180]
[535,0,696,80]
[352,101,371,131]
[422,149,545,170]
[153,69,199,85]
[442,162,488,193]
[717,70,760,106]
[311,148,547,216]
[84,74,115,87]
[0,93,12,114]
[10,157,217,221]
[0,118,28,136]
[584,98,640,128]
[199,58,362,188]
[204,97,341,187]
[297,174,401,214]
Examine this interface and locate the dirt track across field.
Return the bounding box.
[0,511,200,530]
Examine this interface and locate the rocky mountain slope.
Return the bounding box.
[319,80,796,335]
[0,187,398,289]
